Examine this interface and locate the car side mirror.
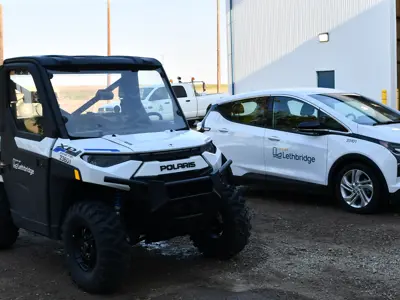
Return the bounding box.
[96,90,114,100]
[297,120,324,134]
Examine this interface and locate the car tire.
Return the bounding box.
[61,201,130,294]
[0,185,19,249]
[334,162,386,214]
[190,186,251,260]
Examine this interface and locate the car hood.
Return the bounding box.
[357,123,400,143]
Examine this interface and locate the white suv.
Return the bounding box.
[197,87,400,214]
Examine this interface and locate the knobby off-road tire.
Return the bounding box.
[0,185,19,249]
[62,201,130,294]
[190,186,251,260]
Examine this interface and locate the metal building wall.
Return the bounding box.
[227,0,397,107]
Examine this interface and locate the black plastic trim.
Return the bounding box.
[104,159,233,212]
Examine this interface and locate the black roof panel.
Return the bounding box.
[3,55,162,67]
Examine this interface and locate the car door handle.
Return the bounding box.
[268,136,280,141]
[219,128,229,133]
[164,102,170,104]
[186,100,190,102]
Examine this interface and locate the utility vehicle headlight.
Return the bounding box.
[200,141,217,154]
[81,155,131,167]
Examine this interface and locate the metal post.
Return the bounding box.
[382,89,388,105]
[107,0,111,87]
[217,0,221,93]
[0,4,4,65]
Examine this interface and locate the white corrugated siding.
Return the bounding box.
[227,0,397,106]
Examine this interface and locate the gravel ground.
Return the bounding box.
[1,190,400,300]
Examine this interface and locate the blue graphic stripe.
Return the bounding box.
[53,147,66,153]
[84,148,120,152]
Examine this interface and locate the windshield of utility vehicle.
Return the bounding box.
[309,93,400,126]
[140,87,154,100]
[46,68,187,138]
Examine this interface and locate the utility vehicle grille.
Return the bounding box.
[133,147,203,162]
[135,166,214,200]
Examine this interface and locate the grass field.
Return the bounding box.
[192,83,228,94]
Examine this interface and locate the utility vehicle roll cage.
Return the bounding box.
[2,55,188,139]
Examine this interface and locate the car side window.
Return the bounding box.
[218,97,268,128]
[9,70,45,136]
[172,86,188,98]
[150,87,171,101]
[318,110,348,132]
[272,96,317,131]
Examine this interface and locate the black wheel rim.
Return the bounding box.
[209,213,224,239]
[72,226,97,272]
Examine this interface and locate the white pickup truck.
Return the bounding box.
[98,81,226,124]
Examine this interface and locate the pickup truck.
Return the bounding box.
[98,81,226,124]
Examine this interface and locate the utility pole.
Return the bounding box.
[107,0,111,86]
[0,4,4,65]
[216,0,221,93]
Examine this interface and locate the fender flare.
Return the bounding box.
[327,153,388,191]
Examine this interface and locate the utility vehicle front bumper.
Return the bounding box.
[104,159,233,212]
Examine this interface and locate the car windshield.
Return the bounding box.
[44,67,187,138]
[309,93,400,126]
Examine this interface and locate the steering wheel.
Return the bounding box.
[346,113,356,121]
[147,112,163,120]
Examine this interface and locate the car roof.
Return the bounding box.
[216,87,350,105]
[4,55,162,68]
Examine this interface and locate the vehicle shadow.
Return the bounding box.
[244,185,400,215]
[119,240,236,296]
[245,185,333,206]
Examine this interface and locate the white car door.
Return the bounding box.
[206,97,268,177]
[264,95,328,185]
[172,84,197,119]
[146,87,174,120]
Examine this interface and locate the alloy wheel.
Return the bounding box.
[340,169,374,209]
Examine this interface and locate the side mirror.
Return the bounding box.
[96,90,114,100]
[197,121,210,132]
[297,120,322,132]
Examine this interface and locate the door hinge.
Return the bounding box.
[36,159,45,168]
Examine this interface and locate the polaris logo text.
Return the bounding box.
[160,162,196,172]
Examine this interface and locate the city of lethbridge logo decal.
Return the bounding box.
[272,147,316,164]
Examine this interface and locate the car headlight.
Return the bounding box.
[81,155,131,167]
[200,141,217,154]
[379,141,400,157]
